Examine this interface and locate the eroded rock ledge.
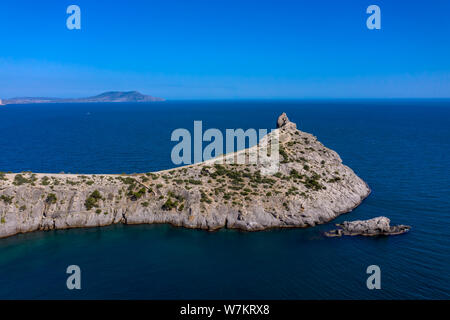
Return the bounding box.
[0,114,371,239]
[324,217,410,237]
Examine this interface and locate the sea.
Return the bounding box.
[0,100,449,299]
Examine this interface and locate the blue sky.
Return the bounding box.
[0,0,449,99]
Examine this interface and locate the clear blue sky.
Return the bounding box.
[0,0,449,99]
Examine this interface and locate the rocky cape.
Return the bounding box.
[325,217,410,237]
[0,114,371,239]
[1,91,164,105]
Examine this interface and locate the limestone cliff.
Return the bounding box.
[0,114,370,238]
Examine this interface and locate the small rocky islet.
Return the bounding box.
[0,113,405,239]
[325,217,410,237]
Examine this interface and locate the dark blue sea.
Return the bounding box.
[0,100,449,299]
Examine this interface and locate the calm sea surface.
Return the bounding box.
[0,100,449,299]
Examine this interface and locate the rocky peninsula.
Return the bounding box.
[0,114,371,239]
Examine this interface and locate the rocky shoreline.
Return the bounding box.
[0,114,371,239]
[324,217,410,237]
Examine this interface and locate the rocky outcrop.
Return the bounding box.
[277,112,296,129]
[0,114,371,239]
[324,217,410,237]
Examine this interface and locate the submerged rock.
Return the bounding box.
[325,217,410,237]
[0,113,371,238]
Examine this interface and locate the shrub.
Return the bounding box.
[45,193,57,204]
[127,187,146,201]
[167,191,183,202]
[200,191,212,204]
[279,147,289,163]
[0,195,14,204]
[41,176,51,186]
[162,197,178,211]
[85,190,102,210]
[303,177,324,191]
[13,174,31,185]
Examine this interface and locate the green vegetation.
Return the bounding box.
[0,195,14,204]
[85,190,102,210]
[162,197,178,211]
[41,176,51,186]
[66,179,79,186]
[200,190,212,203]
[290,169,303,180]
[302,175,324,191]
[45,193,57,204]
[13,174,32,186]
[279,146,289,163]
[161,191,185,211]
[187,179,202,185]
[127,187,146,201]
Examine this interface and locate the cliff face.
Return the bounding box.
[0,114,370,238]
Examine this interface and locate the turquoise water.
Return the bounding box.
[0,101,449,299]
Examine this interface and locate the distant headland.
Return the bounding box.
[1,91,165,105]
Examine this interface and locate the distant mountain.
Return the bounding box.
[2,91,165,105]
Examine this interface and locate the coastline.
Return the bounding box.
[0,114,371,239]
